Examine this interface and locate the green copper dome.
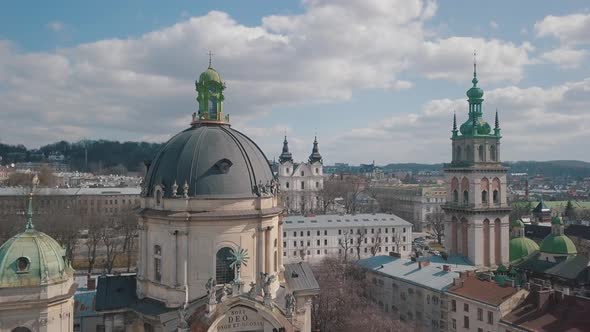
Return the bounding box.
[539,234,577,255]
[199,67,223,84]
[0,229,72,288]
[511,219,525,228]
[466,77,484,100]
[509,237,539,262]
[551,216,564,225]
[459,116,492,136]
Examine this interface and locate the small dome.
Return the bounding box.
[466,85,484,99]
[509,237,540,262]
[551,216,564,225]
[0,229,72,288]
[459,117,492,136]
[511,219,525,229]
[199,67,222,84]
[539,234,577,255]
[145,123,275,199]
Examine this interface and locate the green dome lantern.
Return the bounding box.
[539,215,577,255]
[457,56,493,137]
[0,194,73,288]
[194,52,228,124]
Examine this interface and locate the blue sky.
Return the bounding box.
[1,0,589,164]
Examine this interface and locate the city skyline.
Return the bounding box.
[1,0,590,164]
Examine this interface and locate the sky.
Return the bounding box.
[1,0,589,164]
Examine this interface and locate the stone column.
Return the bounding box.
[278,221,284,276]
[257,225,265,279]
[265,226,274,273]
[171,230,179,287]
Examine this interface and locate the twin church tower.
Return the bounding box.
[443,61,510,267]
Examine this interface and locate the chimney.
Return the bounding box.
[418,259,430,269]
[87,274,96,290]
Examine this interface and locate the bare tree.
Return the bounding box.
[354,228,368,260]
[102,219,123,274]
[119,209,138,272]
[84,217,103,274]
[317,179,342,214]
[338,230,355,262]
[368,230,382,257]
[426,211,445,245]
[312,257,408,332]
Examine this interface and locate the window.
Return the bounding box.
[482,190,488,204]
[463,190,469,204]
[293,231,297,237]
[283,231,286,238]
[487,311,494,324]
[493,190,499,204]
[324,239,327,245]
[283,241,286,248]
[433,296,439,305]
[301,181,305,189]
[464,303,469,312]
[286,182,290,189]
[301,171,304,176]
[307,240,311,246]
[478,329,483,332]
[154,245,162,282]
[317,230,320,236]
[453,190,459,203]
[324,230,327,236]
[463,316,469,329]
[16,257,30,273]
[300,231,303,236]
[317,250,320,254]
[338,230,342,235]
[403,228,406,233]
[317,240,320,245]
[478,308,483,321]
[286,168,290,173]
[216,247,234,284]
[451,300,456,312]
[316,181,319,188]
[315,168,319,174]
[293,241,297,247]
[307,231,310,236]
[452,319,456,329]
[427,295,430,304]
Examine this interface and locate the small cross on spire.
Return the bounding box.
[473,49,477,77]
[208,50,214,68]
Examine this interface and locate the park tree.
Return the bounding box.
[564,200,577,220]
[426,211,446,245]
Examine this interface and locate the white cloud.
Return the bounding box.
[335,79,590,163]
[540,47,588,68]
[534,13,590,45]
[47,21,65,32]
[0,0,533,158]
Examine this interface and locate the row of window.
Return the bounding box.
[283,168,320,175]
[284,227,407,238]
[284,181,321,190]
[451,300,494,324]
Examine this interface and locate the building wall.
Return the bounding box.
[372,185,446,232]
[365,269,448,331]
[278,161,323,214]
[137,195,282,308]
[0,279,75,332]
[282,214,413,264]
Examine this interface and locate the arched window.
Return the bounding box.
[12,328,32,332]
[154,245,162,282]
[209,96,217,119]
[216,247,235,284]
[478,145,484,161]
[490,145,497,161]
[481,190,488,205]
[155,189,162,205]
[466,145,472,161]
[456,146,462,161]
[493,190,499,205]
[453,190,459,203]
[463,191,469,205]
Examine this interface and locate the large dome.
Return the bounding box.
[509,237,539,262]
[539,234,577,255]
[145,123,275,199]
[0,229,72,288]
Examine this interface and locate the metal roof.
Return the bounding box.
[284,262,320,295]
[357,255,475,292]
[283,213,412,229]
[145,124,275,199]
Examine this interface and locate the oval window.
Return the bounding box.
[16,257,29,272]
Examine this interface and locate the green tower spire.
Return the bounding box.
[452,111,458,138]
[25,193,34,230]
[459,52,492,137]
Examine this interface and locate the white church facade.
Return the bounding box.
[277,137,324,215]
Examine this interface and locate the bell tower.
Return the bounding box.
[442,58,511,267]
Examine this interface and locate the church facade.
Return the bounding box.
[95,64,318,332]
[277,137,323,215]
[442,62,511,267]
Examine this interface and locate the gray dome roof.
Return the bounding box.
[145,123,275,198]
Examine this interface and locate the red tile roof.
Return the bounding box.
[447,274,519,306]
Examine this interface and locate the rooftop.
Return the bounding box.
[357,255,475,292]
[447,273,520,306]
[0,187,141,196]
[283,213,412,229]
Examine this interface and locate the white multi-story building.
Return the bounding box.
[277,136,324,214]
[360,255,476,331]
[282,213,413,264]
